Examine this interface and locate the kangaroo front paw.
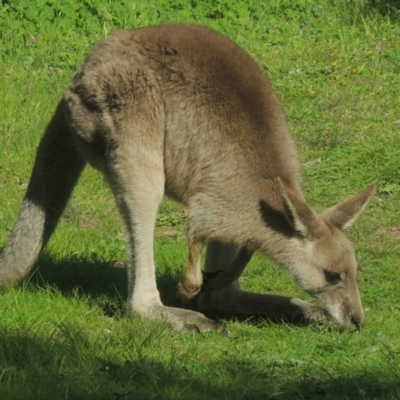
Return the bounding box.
[291,299,331,324]
[177,277,202,304]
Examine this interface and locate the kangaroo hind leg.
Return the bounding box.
[105,141,224,334]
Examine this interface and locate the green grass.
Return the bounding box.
[1,0,400,398]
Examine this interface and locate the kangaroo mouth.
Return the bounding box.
[324,305,362,331]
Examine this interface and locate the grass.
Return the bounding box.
[1,0,400,398]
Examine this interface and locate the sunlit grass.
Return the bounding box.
[1,1,400,399]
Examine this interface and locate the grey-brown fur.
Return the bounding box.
[0,24,375,332]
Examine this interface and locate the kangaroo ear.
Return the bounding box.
[275,178,317,237]
[322,185,376,231]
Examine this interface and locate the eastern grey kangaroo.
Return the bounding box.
[0,24,375,333]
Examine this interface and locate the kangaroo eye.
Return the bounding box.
[324,270,341,285]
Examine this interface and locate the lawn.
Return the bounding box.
[1,1,400,399]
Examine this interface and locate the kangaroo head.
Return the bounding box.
[276,179,376,330]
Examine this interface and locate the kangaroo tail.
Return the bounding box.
[0,100,86,287]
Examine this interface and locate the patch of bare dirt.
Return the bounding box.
[155,226,181,238]
[376,226,400,239]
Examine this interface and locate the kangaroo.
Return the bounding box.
[0,24,375,333]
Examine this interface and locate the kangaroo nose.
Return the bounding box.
[351,315,362,330]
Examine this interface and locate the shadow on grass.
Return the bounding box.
[0,326,400,399]
[29,254,129,318]
[365,0,400,20]
[28,253,191,316]
[28,253,318,328]
[1,255,400,398]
